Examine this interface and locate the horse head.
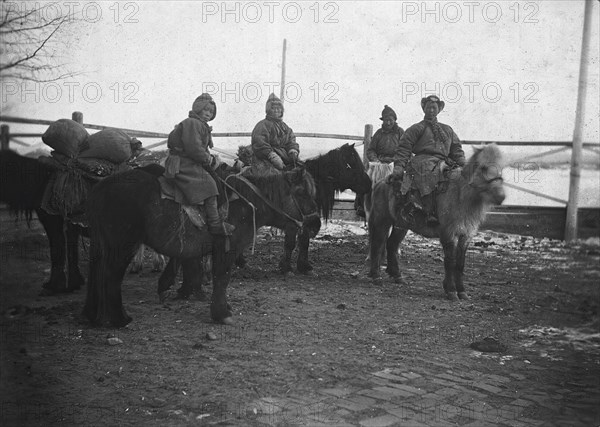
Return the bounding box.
[463,143,506,205]
[336,143,372,194]
[283,166,321,237]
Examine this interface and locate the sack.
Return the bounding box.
[78,128,132,163]
[42,119,89,158]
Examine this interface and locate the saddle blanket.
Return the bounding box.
[157,176,207,230]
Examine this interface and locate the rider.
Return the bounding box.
[250,93,300,174]
[356,105,405,217]
[392,95,466,225]
[366,105,405,164]
[164,93,234,235]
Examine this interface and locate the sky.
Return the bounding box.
[1,0,599,160]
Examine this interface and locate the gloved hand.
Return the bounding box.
[268,152,285,170]
[289,150,299,163]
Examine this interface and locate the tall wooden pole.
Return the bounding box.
[565,0,594,242]
[280,39,287,105]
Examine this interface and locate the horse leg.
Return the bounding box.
[441,239,459,301]
[296,229,313,274]
[455,236,470,300]
[66,222,84,291]
[83,238,138,327]
[210,236,233,324]
[180,258,208,301]
[368,222,389,280]
[158,257,180,302]
[279,225,297,274]
[385,227,408,284]
[36,209,67,294]
[199,255,212,298]
[129,244,145,274]
[235,252,247,268]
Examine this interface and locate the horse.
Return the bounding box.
[0,150,165,294]
[366,144,506,301]
[235,143,371,273]
[0,150,86,293]
[304,143,372,223]
[83,165,320,327]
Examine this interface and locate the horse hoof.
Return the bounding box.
[159,289,177,303]
[446,292,459,301]
[458,292,470,300]
[296,269,314,276]
[392,276,407,285]
[371,276,383,286]
[221,317,234,325]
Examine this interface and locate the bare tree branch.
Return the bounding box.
[0,2,83,82]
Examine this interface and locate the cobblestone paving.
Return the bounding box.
[245,359,599,427]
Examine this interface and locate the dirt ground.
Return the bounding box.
[0,213,599,427]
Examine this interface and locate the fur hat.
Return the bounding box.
[379,105,397,121]
[265,93,284,115]
[191,93,217,120]
[421,95,445,113]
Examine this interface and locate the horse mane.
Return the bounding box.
[444,144,504,238]
[304,143,358,221]
[245,170,300,206]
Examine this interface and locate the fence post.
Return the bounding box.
[72,111,83,125]
[1,124,9,151]
[363,124,373,168]
[565,0,593,243]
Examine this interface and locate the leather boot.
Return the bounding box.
[205,196,235,236]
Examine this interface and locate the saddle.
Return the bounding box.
[387,162,461,227]
[157,176,208,229]
[157,176,230,231]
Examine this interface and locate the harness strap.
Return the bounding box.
[225,174,303,229]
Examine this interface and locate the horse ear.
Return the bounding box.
[350,143,355,148]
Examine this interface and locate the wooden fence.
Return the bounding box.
[1,112,599,240]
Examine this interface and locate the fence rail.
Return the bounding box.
[2,114,599,148]
[1,113,598,240]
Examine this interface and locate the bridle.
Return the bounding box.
[469,168,504,190]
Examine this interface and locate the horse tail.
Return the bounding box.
[83,171,144,326]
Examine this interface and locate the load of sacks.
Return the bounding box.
[39,119,139,224]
